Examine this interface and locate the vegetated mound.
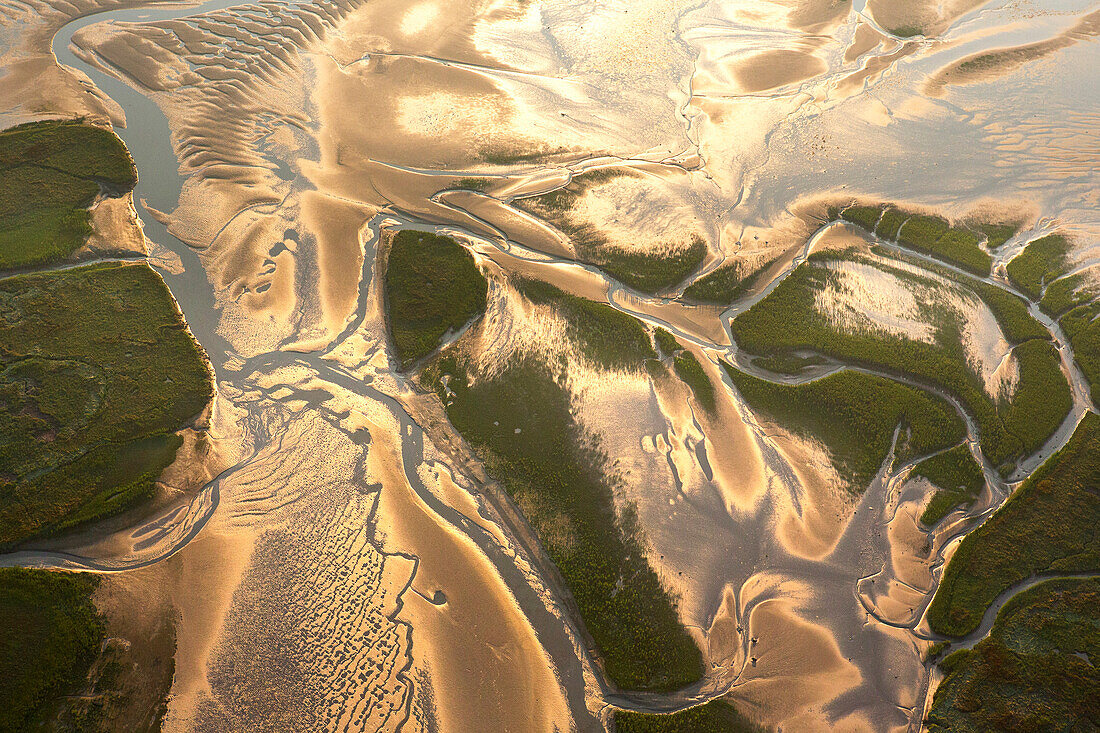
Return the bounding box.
[1005,233,1072,301]
[0,262,213,547]
[913,444,986,526]
[729,252,1070,476]
[722,364,964,492]
[614,700,765,732]
[0,119,136,270]
[421,282,701,692]
[0,568,103,731]
[384,230,488,369]
[682,248,784,305]
[927,577,1100,732]
[1010,231,1100,406]
[516,277,657,370]
[927,412,1100,637]
[829,202,1010,276]
[517,168,708,294]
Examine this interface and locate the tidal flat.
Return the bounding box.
[0,0,1096,729]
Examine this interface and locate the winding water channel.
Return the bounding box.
[0,1,1092,729]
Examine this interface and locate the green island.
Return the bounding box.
[383,230,488,369]
[653,327,681,357]
[415,276,701,691]
[729,252,1071,475]
[927,577,1100,731]
[927,412,1100,637]
[0,120,210,730]
[0,119,137,270]
[832,203,1007,277]
[673,351,717,415]
[1005,233,1071,301]
[517,278,657,368]
[1008,233,1100,405]
[0,262,212,547]
[913,444,986,526]
[721,364,964,491]
[614,700,764,732]
[751,353,828,375]
[682,258,772,305]
[0,568,104,731]
[518,169,708,294]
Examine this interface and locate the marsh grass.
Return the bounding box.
[384,230,488,369]
[1005,234,1071,301]
[834,204,996,276]
[1039,271,1091,317]
[722,364,964,491]
[1059,302,1100,404]
[673,352,716,414]
[682,260,770,305]
[516,278,656,369]
[0,120,136,270]
[927,413,1100,637]
[914,444,985,525]
[451,177,489,192]
[927,578,1100,731]
[973,222,1018,250]
[422,352,703,691]
[729,253,1070,474]
[519,170,707,293]
[653,327,681,357]
[751,353,827,375]
[0,568,103,731]
[0,262,212,547]
[614,700,764,733]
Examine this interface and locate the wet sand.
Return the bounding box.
[0,0,1097,729]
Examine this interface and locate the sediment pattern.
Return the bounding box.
[0,0,1096,730]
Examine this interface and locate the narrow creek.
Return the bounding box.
[0,1,1088,729]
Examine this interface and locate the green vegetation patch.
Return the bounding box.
[673,351,716,414]
[752,353,828,375]
[928,413,1100,637]
[683,259,770,305]
[876,206,908,240]
[833,204,995,276]
[1039,270,1094,317]
[0,568,104,731]
[384,230,488,369]
[0,262,212,547]
[927,578,1100,732]
[451,176,489,192]
[614,700,764,733]
[914,444,985,526]
[1059,301,1100,405]
[518,170,707,294]
[653,327,681,357]
[0,119,136,270]
[589,235,708,294]
[722,365,964,491]
[840,205,882,232]
[897,215,991,276]
[729,253,1070,474]
[972,222,1018,250]
[1006,234,1072,301]
[516,278,656,370]
[422,352,702,691]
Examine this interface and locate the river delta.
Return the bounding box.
[0,0,1097,730]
